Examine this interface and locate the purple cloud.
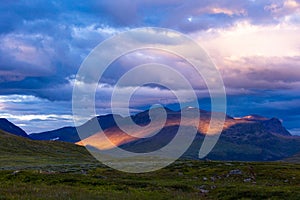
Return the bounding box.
[0,0,299,133]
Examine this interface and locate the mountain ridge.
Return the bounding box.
[0,108,299,162]
[31,107,290,143]
[74,108,299,161]
[0,118,28,138]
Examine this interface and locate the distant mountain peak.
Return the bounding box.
[0,118,28,138]
[262,117,291,136]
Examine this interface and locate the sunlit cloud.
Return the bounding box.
[0,0,299,133]
[265,0,300,16]
[195,21,300,59]
[209,7,247,16]
[190,20,300,92]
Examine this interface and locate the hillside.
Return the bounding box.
[0,130,96,170]
[29,126,79,142]
[284,152,300,163]
[0,118,28,138]
[30,114,121,143]
[77,108,300,161]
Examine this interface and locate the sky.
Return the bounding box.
[0,0,299,134]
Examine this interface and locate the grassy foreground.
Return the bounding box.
[0,130,299,199]
[0,160,299,200]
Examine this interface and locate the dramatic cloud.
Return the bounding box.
[0,0,299,133]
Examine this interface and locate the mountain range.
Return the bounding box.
[1,108,300,162]
[75,108,300,161]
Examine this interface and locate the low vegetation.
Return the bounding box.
[1,130,300,199]
[0,160,299,200]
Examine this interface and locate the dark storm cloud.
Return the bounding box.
[85,0,284,32]
[0,1,116,101]
[0,0,293,102]
[0,0,299,132]
[220,56,300,91]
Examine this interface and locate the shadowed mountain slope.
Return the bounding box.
[0,118,28,138]
[76,108,300,161]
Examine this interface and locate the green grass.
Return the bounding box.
[0,161,299,200]
[1,130,300,199]
[0,130,98,169]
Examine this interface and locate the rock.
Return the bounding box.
[199,189,209,194]
[229,169,242,175]
[197,185,206,189]
[284,179,289,183]
[244,178,252,183]
[210,176,216,182]
[12,170,20,175]
[225,163,233,166]
[203,177,208,181]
